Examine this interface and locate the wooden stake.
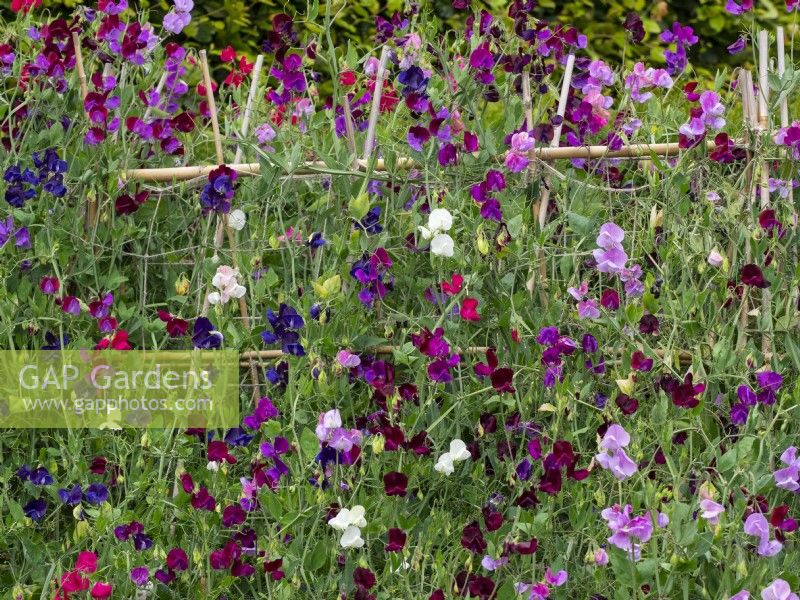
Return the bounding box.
[362,46,390,164]
[233,54,264,165]
[342,93,358,163]
[738,70,758,350]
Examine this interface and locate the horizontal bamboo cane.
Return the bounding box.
[123,139,724,182]
[239,346,703,364]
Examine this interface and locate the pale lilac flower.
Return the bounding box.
[708,249,724,267]
[743,513,782,557]
[567,281,588,301]
[593,222,628,274]
[774,446,800,491]
[729,592,750,600]
[481,555,508,571]
[337,349,361,368]
[255,122,276,146]
[656,512,669,528]
[768,178,794,198]
[316,409,362,452]
[625,63,674,103]
[596,424,638,481]
[699,499,725,525]
[761,579,799,600]
[578,299,600,320]
[594,548,609,566]
[601,504,653,560]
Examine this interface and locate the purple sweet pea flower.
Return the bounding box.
[743,513,782,557]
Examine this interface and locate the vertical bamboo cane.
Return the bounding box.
[199,50,261,401]
[757,31,772,358]
[72,32,96,233]
[531,54,575,307]
[738,70,757,350]
[363,46,391,164]
[342,93,358,164]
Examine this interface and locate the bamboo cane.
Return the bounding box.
[531,54,575,307]
[122,140,725,182]
[199,50,261,401]
[758,31,772,358]
[72,32,97,233]
[363,46,391,164]
[738,70,757,350]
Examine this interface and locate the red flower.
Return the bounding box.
[158,310,189,337]
[339,70,356,86]
[600,288,620,310]
[90,582,113,599]
[441,273,463,295]
[10,0,41,12]
[220,45,237,62]
[460,297,480,321]
[385,527,407,552]
[264,558,285,580]
[75,551,97,573]
[383,471,408,496]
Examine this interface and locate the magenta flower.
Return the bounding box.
[774,446,800,491]
[743,513,782,556]
[725,0,754,14]
[504,131,534,172]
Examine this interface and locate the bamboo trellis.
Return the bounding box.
[93,35,787,379]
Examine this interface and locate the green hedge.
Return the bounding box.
[4,0,795,72]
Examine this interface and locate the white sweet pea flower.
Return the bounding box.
[228,209,247,231]
[328,505,367,531]
[434,452,455,475]
[449,438,471,461]
[339,525,365,548]
[430,233,455,257]
[435,439,471,475]
[418,208,454,242]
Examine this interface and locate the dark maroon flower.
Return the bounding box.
[460,521,487,554]
[506,537,537,555]
[468,575,496,599]
[406,430,432,455]
[207,440,236,464]
[115,190,149,215]
[639,314,660,334]
[354,566,376,590]
[514,489,539,509]
[771,505,798,541]
[191,486,216,511]
[383,471,408,497]
[671,373,705,409]
[429,591,445,600]
[479,412,497,434]
[615,394,639,416]
[490,367,515,393]
[382,425,406,451]
[759,209,785,237]
[623,12,645,43]
[539,468,562,495]
[741,263,770,288]
[385,527,407,552]
[231,559,254,577]
[482,505,504,531]
[264,558,285,581]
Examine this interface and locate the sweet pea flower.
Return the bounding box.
[592,222,628,274]
[594,548,609,566]
[601,504,653,560]
[434,438,471,475]
[743,513,782,557]
[761,580,799,600]
[729,592,750,600]
[208,266,246,305]
[708,249,724,267]
[337,349,361,368]
[328,505,367,530]
[699,499,725,525]
[228,209,246,231]
[418,208,453,239]
[595,424,638,481]
[774,446,800,491]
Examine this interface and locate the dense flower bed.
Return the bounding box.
[1,1,799,599]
